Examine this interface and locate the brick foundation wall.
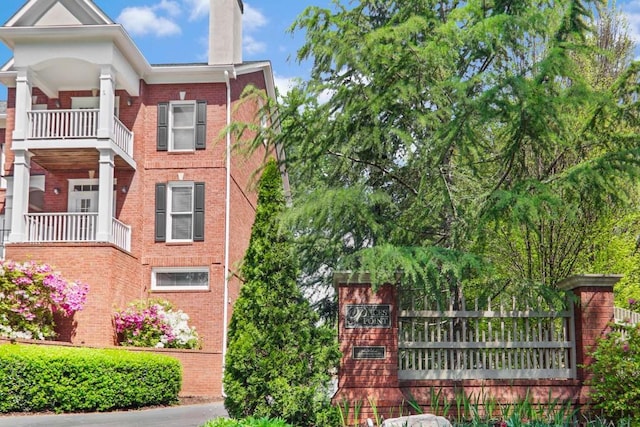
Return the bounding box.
[126,346,223,397]
[5,243,142,346]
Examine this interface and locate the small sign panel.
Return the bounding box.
[352,346,386,360]
[345,304,391,328]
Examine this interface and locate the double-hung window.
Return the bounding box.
[155,182,205,242]
[168,182,194,241]
[157,100,207,151]
[170,102,195,151]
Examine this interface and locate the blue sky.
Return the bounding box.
[0,0,333,100]
[2,0,640,101]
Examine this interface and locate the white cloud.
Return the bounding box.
[244,35,267,55]
[317,89,335,105]
[619,1,640,42]
[184,0,209,21]
[243,3,267,32]
[117,5,181,37]
[157,0,182,17]
[274,75,297,97]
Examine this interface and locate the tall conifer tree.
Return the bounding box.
[223,159,340,426]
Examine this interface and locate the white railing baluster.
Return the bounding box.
[23,213,130,252]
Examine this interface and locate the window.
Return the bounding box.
[155,182,205,242]
[152,267,209,291]
[168,182,193,241]
[170,102,195,151]
[157,101,207,151]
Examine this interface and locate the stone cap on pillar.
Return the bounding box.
[557,274,622,291]
[333,271,371,289]
[333,271,402,289]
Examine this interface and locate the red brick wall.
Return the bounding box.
[572,286,615,381]
[5,243,142,346]
[126,346,224,397]
[333,283,405,421]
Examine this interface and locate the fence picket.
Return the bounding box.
[399,291,575,380]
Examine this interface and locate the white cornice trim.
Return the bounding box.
[0,25,150,76]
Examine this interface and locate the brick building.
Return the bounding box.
[0,0,277,395]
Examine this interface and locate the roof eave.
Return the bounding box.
[0,25,151,77]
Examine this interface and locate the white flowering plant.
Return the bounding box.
[114,299,200,349]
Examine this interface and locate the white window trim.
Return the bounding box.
[167,181,194,243]
[169,100,196,152]
[151,267,210,291]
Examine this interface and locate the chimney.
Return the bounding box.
[209,0,243,65]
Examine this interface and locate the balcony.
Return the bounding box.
[26,109,134,158]
[13,109,136,170]
[25,213,131,252]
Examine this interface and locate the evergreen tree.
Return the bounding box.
[223,159,340,426]
[232,0,640,314]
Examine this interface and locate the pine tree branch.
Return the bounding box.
[326,149,419,196]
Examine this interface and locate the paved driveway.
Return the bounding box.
[0,402,228,427]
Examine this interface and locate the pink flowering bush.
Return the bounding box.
[114,299,200,349]
[0,260,89,340]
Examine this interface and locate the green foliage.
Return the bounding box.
[231,0,640,317]
[0,343,180,413]
[223,160,340,427]
[200,417,292,427]
[586,322,640,424]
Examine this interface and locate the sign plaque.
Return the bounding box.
[352,346,386,360]
[345,304,391,328]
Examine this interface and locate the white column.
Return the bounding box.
[12,69,32,141]
[96,149,114,242]
[8,150,32,242]
[97,65,116,139]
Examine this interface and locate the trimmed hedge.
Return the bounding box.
[0,343,181,413]
[201,417,292,427]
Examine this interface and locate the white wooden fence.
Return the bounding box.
[398,295,576,380]
[614,306,640,325]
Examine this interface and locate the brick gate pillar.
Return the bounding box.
[558,274,620,403]
[332,273,405,423]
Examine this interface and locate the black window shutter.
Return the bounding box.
[193,182,205,241]
[157,102,169,151]
[155,183,167,242]
[195,100,207,150]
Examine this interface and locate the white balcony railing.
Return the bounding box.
[113,116,134,156]
[111,218,132,252]
[26,109,134,158]
[28,109,99,139]
[25,213,131,252]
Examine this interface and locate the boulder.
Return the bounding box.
[381,414,452,427]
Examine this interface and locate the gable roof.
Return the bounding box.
[4,0,112,27]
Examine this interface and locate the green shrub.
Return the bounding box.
[586,322,640,424]
[200,417,292,427]
[0,343,181,413]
